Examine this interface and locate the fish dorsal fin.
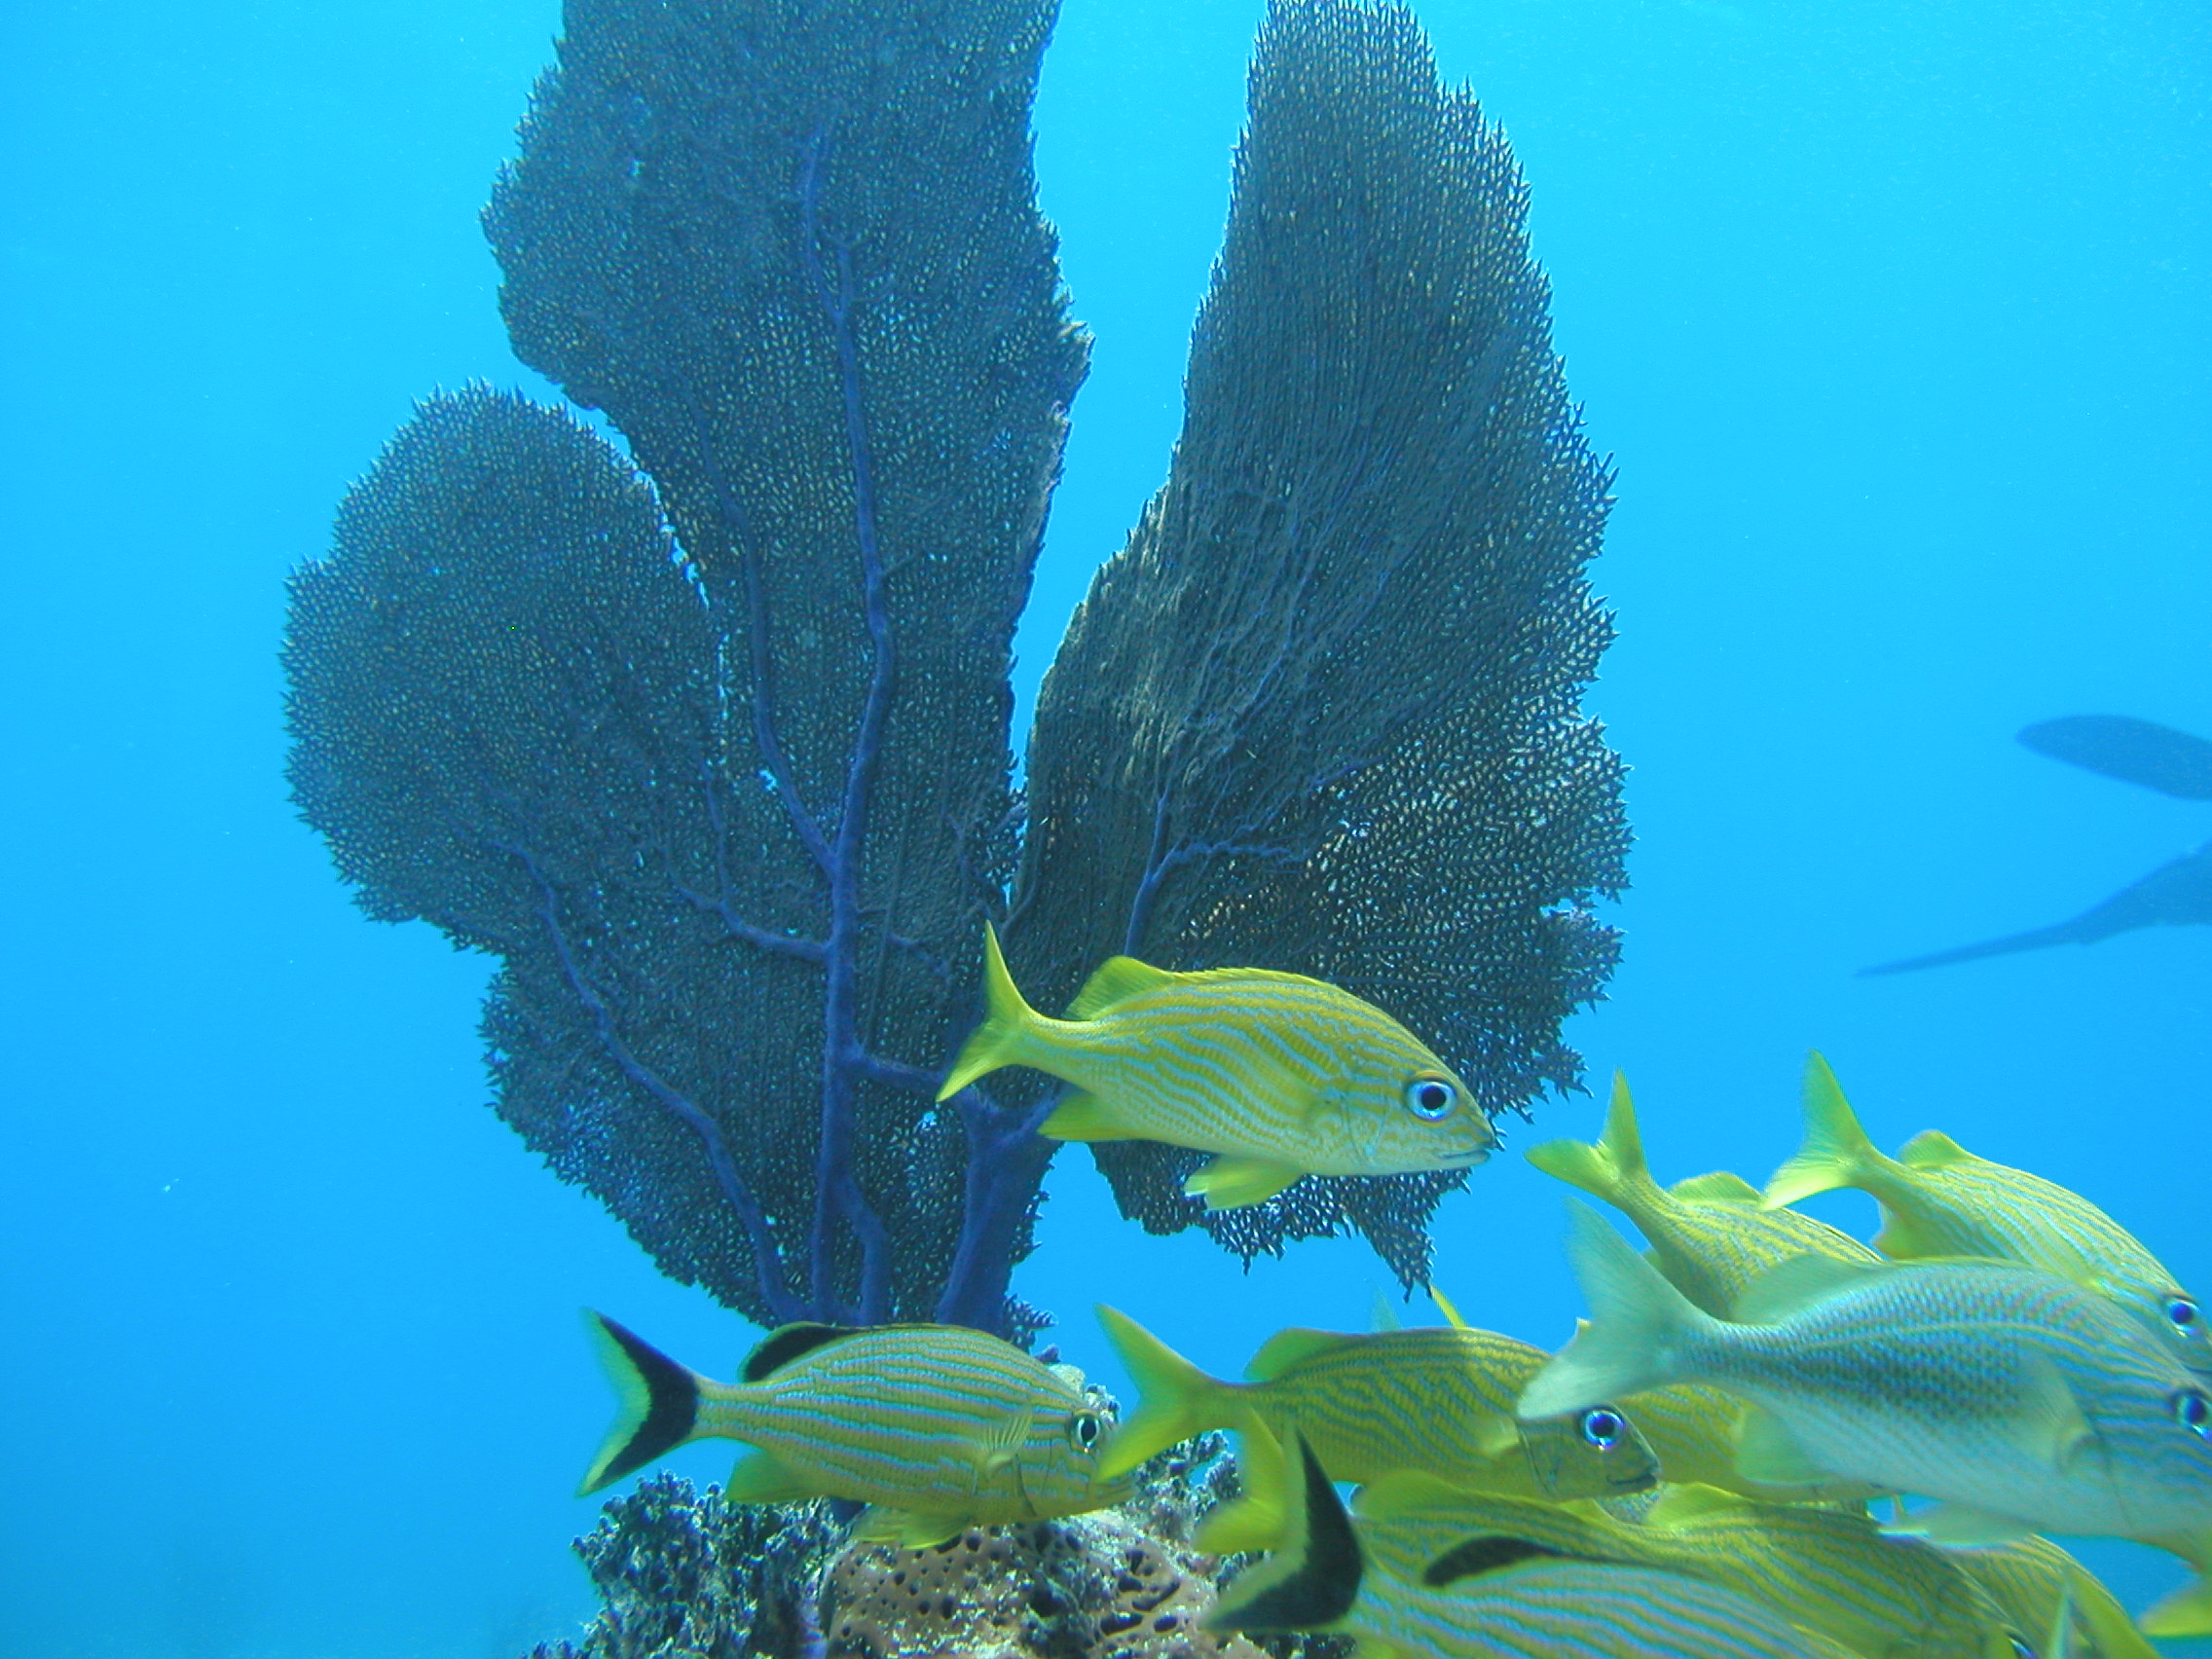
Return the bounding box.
[1670,1170,1763,1207]
[1246,1327,1361,1382]
[1429,1284,1470,1329]
[1369,1288,1404,1332]
[1898,1128,1976,1170]
[1641,1481,1751,1529]
[741,1321,858,1382]
[1733,1404,1830,1487]
[1066,954,1179,1020]
[1734,1252,1885,1325]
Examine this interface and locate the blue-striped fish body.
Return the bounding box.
[1613,1381,1889,1502]
[937,926,1492,1208]
[1346,1472,2011,1659]
[1764,1053,2209,1375]
[1521,1204,2212,1629]
[580,1314,1130,1546]
[1093,1306,1657,1521]
[1528,1071,1881,1316]
[1204,1423,1866,1659]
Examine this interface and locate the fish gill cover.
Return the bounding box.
[281,0,1626,1340]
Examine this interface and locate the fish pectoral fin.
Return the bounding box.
[1641,1481,1751,1529]
[1730,1404,1831,1487]
[1040,1090,1130,1142]
[1184,1156,1303,1210]
[723,1449,816,1504]
[2021,1353,2097,1471]
[1468,1412,1521,1459]
[852,1507,970,1550]
[1887,1501,2038,1547]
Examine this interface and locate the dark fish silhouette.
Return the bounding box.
[1864,717,2212,976]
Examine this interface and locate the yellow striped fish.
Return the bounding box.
[1521,1202,2212,1633]
[1345,1473,2012,1659]
[1764,1052,2210,1375]
[579,1313,1129,1546]
[1951,1535,2159,1659]
[1091,1305,1658,1529]
[1204,1424,1866,1659]
[937,925,1492,1208]
[1528,1072,1881,1316]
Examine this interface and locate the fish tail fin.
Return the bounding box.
[1094,1304,1233,1479]
[1761,1051,1890,1208]
[938,923,1043,1100]
[1518,1200,1714,1419]
[1203,1421,1363,1635]
[579,1311,707,1494]
[1525,1071,1647,1205]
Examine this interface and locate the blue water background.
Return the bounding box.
[2,1,2205,1653]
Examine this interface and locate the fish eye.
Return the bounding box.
[1578,1407,1625,1450]
[1404,1076,1457,1122]
[1069,1411,1103,1452]
[2173,1389,2212,1439]
[2168,1297,2201,1333]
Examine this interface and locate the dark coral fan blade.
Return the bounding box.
[1010,0,1627,1285]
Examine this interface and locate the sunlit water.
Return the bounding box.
[2,1,2204,1653]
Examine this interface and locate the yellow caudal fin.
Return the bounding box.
[1204,1421,1363,1634]
[579,1311,707,1494]
[1525,1072,1648,1207]
[1094,1304,1235,1478]
[938,923,1044,1100]
[1761,1051,1889,1209]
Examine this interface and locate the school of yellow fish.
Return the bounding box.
[579,938,2207,1658]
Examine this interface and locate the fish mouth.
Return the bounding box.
[1436,1147,1492,1169]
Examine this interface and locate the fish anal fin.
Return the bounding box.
[2140,1566,2212,1639]
[740,1321,856,1382]
[1732,1404,1831,1487]
[1067,955,1180,1020]
[1670,1171,1763,1207]
[1734,1252,1885,1325]
[1040,1090,1129,1142]
[1889,1502,2038,1547]
[1245,1327,1360,1382]
[1185,1157,1302,1210]
[1899,1128,1975,1170]
[723,1449,816,1504]
[850,1507,970,1549]
[1195,1493,1283,1555]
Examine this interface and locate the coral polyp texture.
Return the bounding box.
[285,0,1624,1336]
[1006,1,1624,1281]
